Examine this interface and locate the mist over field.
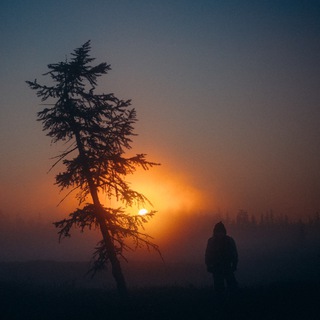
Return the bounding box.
[0,209,319,289]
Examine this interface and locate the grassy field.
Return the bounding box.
[0,281,319,320]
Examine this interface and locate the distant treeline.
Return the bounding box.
[215,209,320,227]
[1,209,319,230]
[0,209,319,264]
[205,209,320,248]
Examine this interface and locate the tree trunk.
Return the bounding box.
[97,214,128,299]
[91,190,128,299]
[91,192,128,298]
[72,125,128,299]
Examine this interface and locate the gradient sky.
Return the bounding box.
[1,0,320,228]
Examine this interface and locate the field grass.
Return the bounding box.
[0,281,319,320]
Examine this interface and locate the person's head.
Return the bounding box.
[213,221,227,237]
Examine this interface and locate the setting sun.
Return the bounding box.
[138,208,148,216]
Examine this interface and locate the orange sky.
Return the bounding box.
[1,0,320,233]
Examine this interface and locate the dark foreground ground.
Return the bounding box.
[0,281,319,320]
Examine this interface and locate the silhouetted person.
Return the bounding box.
[205,222,238,295]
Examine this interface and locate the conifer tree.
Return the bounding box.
[26,41,160,297]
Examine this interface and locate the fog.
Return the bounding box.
[0,210,319,289]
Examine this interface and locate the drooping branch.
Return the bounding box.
[55,205,162,276]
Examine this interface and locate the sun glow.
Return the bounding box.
[138,208,148,216]
[128,166,206,217]
[100,164,207,240]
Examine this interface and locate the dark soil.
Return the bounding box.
[0,281,319,320]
